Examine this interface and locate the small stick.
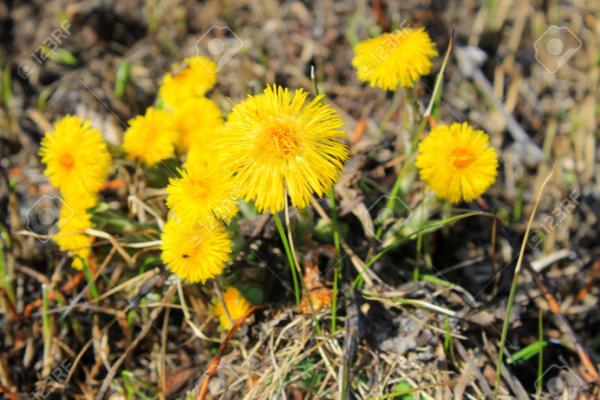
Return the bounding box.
[0,287,19,321]
[196,306,258,400]
[0,384,18,400]
[576,260,600,302]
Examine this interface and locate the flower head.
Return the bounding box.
[166,157,238,224]
[221,85,348,212]
[171,97,223,153]
[123,107,178,165]
[212,287,252,330]
[159,56,217,108]
[40,115,111,203]
[416,122,498,203]
[352,27,438,90]
[160,217,231,283]
[52,206,94,270]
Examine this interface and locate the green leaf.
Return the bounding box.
[507,340,547,364]
[391,381,421,400]
[115,61,131,99]
[49,48,78,66]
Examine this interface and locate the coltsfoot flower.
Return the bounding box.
[166,157,238,224]
[159,56,218,108]
[171,97,223,153]
[160,217,231,283]
[52,206,94,270]
[123,107,178,165]
[352,27,438,90]
[212,287,252,330]
[221,85,348,213]
[416,122,498,203]
[40,115,111,204]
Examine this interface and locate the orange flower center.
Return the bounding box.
[451,147,475,169]
[266,123,300,158]
[59,153,75,170]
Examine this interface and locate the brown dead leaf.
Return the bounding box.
[298,247,333,314]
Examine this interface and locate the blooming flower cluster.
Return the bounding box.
[39,115,112,269]
[37,26,499,320]
[158,66,348,282]
[123,56,223,165]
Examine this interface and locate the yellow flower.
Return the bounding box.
[352,27,438,90]
[171,97,223,153]
[70,248,92,270]
[166,157,238,224]
[52,206,94,270]
[160,217,231,283]
[123,107,177,165]
[39,115,111,204]
[416,122,498,203]
[221,85,348,213]
[159,56,217,108]
[212,287,252,330]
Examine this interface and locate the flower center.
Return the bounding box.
[189,178,211,201]
[266,123,300,158]
[182,234,203,259]
[59,153,75,170]
[451,147,475,169]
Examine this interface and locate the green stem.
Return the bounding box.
[329,186,342,332]
[273,212,301,304]
[537,310,544,396]
[42,284,52,376]
[375,88,403,138]
[351,248,389,290]
[413,232,423,281]
[375,87,423,241]
[375,172,405,239]
[493,169,554,398]
[0,224,14,304]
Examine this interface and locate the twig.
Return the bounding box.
[525,262,600,383]
[196,306,258,400]
[0,384,18,400]
[494,167,554,398]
